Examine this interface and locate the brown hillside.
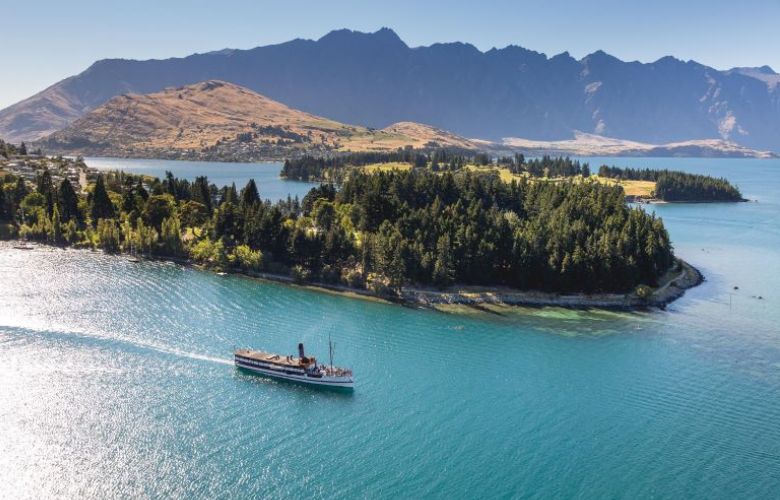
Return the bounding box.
[38,81,481,159]
[379,122,487,150]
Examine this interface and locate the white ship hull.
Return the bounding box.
[235,355,354,389]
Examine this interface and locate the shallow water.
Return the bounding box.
[1,158,779,498]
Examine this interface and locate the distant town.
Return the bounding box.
[1,141,97,192]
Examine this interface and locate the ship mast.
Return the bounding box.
[329,333,334,371]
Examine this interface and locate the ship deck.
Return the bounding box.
[235,349,305,368]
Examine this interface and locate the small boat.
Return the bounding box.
[127,257,141,263]
[235,342,354,389]
[13,245,34,250]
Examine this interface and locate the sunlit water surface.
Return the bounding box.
[2,158,779,498]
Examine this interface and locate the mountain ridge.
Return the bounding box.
[3,28,779,152]
[35,80,484,160]
[501,131,776,159]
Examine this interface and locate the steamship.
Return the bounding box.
[234,342,354,389]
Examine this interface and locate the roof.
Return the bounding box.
[235,348,315,367]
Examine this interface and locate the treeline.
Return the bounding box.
[283,151,593,182]
[498,154,591,178]
[1,168,83,241]
[598,165,743,202]
[282,148,480,182]
[3,166,674,294]
[1,139,31,158]
[598,165,660,181]
[655,172,743,202]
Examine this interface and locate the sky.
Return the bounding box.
[1,0,779,109]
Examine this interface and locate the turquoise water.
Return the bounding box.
[84,157,318,201]
[1,158,780,498]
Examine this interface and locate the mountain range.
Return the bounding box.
[2,28,779,153]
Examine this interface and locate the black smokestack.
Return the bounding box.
[298,343,305,359]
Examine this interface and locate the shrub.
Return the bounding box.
[63,220,80,244]
[96,218,120,253]
[159,216,184,256]
[0,223,17,240]
[232,244,263,271]
[342,267,364,289]
[291,265,311,284]
[190,237,228,268]
[366,272,395,297]
[635,284,654,301]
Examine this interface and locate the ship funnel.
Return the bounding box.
[298,343,305,359]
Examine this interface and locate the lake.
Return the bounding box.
[1,157,779,498]
[83,157,318,201]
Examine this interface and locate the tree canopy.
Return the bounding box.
[598,165,743,202]
[1,164,678,294]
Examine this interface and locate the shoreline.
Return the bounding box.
[398,260,703,311]
[2,241,703,311]
[627,195,749,204]
[195,255,704,311]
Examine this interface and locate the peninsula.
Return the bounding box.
[0,149,703,309]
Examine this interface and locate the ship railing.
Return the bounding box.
[325,368,353,377]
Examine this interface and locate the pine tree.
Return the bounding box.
[240,179,260,207]
[36,168,55,216]
[90,174,115,225]
[58,179,80,223]
[135,179,149,201]
[222,183,238,205]
[143,195,174,230]
[164,171,177,199]
[13,178,28,213]
[432,234,455,287]
[192,176,212,213]
[51,205,63,244]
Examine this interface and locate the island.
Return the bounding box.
[2,146,706,309]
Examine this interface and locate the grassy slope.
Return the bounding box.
[40,81,483,156]
[595,178,655,197]
[365,163,656,198]
[362,162,414,173]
